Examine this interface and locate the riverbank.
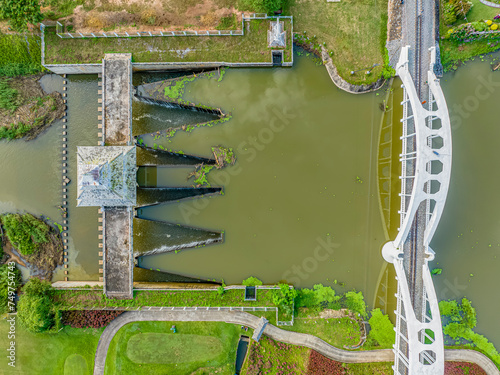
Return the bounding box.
[1,213,63,280]
[0,75,65,140]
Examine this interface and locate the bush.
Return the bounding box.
[449,0,472,19]
[1,213,50,255]
[272,283,297,316]
[0,0,43,31]
[61,310,122,328]
[444,3,457,25]
[0,264,21,313]
[368,308,395,347]
[17,278,54,333]
[307,350,345,374]
[344,290,367,317]
[242,276,263,287]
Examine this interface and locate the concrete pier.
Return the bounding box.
[102,53,132,146]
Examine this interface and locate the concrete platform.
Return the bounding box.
[103,207,133,299]
[103,53,132,145]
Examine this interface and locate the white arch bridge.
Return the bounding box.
[382,45,452,375]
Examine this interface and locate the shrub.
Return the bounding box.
[272,283,297,315]
[492,24,499,30]
[1,213,50,255]
[444,3,457,24]
[140,8,157,26]
[344,290,367,317]
[449,0,472,19]
[242,276,263,287]
[368,308,395,347]
[17,278,54,332]
[201,11,218,28]
[0,0,43,31]
[0,264,21,313]
[61,310,122,328]
[0,79,19,112]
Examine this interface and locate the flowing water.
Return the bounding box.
[0,49,499,346]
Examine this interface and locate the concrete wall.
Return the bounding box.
[44,64,102,74]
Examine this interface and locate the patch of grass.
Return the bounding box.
[241,336,310,374]
[53,288,276,310]
[0,79,19,111]
[104,321,241,375]
[281,311,362,348]
[346,362,394,374]
[290,0,387,85]
[216,14,238,30]
[0,320,102,375]
[467,0,500,23]
[44,18,290,64]
[440,38,500,71]
[0,33,43,76]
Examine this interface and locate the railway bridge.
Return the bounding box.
[381,0,452,371]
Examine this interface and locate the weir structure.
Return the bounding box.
[382,45,451,375]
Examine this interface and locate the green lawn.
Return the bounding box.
[281,313,362,349]
[0,319,102,375]
[466,0,499,22]
[44,19,292,65]
[289,0,388,85]
[53,288,276,310]
[104,321,242,375]
[346,362,394,374]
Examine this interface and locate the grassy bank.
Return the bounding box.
[0,319,102,375]
[439,0,500,71]
[105,321,241,375]
[44,18,292,65]
[289,0,387,85]
[53,288,276,310]
[0,33,43,76]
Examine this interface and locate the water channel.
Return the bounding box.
[0,49,498,346]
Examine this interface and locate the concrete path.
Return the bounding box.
[92,310,500,375]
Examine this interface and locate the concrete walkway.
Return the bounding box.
[92,310,500,375]
[479,0,500,8]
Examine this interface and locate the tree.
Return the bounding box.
[344,290,367,317]
[272,283,297,315]
[461,297,477,330]
[17,278,54,333]
[0,0,43,31]
[368,309,395,347]
[313,284,339,308]
[242,276,263,287]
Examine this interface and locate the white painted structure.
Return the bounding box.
[382,45,452,375]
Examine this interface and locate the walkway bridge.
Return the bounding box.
[382,45,452,375]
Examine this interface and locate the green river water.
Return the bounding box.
[0,50,498,346]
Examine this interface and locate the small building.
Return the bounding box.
[268,18,286,48]
[77,146,137,207]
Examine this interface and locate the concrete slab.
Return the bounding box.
[103,53,132,146]
[103,207,133,299]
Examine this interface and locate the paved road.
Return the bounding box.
[92,310,500,375]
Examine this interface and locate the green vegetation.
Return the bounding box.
[242,276,263,286]
[241,335,310,375]
[431,268,443,275]
[0,263,21,313]
[105,321,241,375]
[439,0,500,71]
[0,318,102,374]
[164,75,196,100]
[272,283,297,316]
[1,213,49,256]
[281,312,362,348]
[296,284,340,310]
[42,0,86,19]
[44,19,292,65]
[344,290,367,318]
[190,164,215,187]
[0,0,43,31]
[440,298,500,366]
[345,362,395,374]
[17,278,55,333]
[240,0,289,13]
[290,0,387,85]
[367,308,395,348]
[0,79,19,112]
[53,288,277,310]
[0,33,43,76]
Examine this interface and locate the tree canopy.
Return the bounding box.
[0,0,43,31]
[17,278,54,333]
[368,308,395,347]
